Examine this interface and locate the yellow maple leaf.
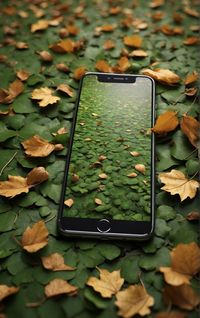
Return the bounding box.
[159,169,199,201]
[31,87,60,107]
[21,135,63,157]
[41,253,75,271]
[44,279,78,298]
[115,284,154,318]
[21,220,48,253]
[160,242,200,286]
[87,268,124,298]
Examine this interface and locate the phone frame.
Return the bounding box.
[57,72,156,240]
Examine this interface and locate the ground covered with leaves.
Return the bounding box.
[0,0,200,317]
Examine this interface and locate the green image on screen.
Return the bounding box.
[63,75,153,221]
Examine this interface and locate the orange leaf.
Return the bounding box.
[0,79,24,104]
[37,51,53,62]
[152,111,179,134]
[56,63,69,73]
[164,284,200,310]
[16,70,30,81]
[64,198,74,207]
[141,68,180,85]
[21,220,48,253]
[26,167,49,186]
[96,24,116,32]
[115,284,154,318]
[180,114,200,148]
[57,84,74,97]
[95,60,112,73]
[155,311,187,318]
[31,19,49,32]
[160,242,200,286]
[184,71,198,86]
[31,87,60,107]
[41,253,75,271]
[123,35,142,48]
[159,169,199,201]
[129,49,148,57]
[134,164,146,174]
[50,39,75,53]
[22,135,63,157]
[44,279,78,297]
[103,39,115,50]
[87,268,124,298]
[184,36,199,45]
[115,56,131,72]
[0,285,19,301]
[73,66,87,80]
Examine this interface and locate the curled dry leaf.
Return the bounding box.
[64,198,74,208]
[22,135,64,157]
[73,66,87,80]
[186,211,200,221]
[21,220,48,253]
[95,60,112,73]
[103,39,115,50]
[0,285,19,301]
[31,19,49,32]
[184,71,198,86]
[16,69,30,81]
[0,79,24,104]
[15,41,29,49]
[164,284,200,310]
[50,39,75,53]
[52,127,68,136]
[99,173,108,179]
[185,87,198,96]
[130,151,140,157]
[115,284,154,318]
[31,87,60,107]
[87,268,124,298]
[180,114,200,148]
[41,253,75,271]
[0,167,48,198]
[155,311,187,318]
[135,164,146,174]
[57,84,74,97]
[37,50,53,62]
[56,63,69,73]
[123,35,142,48]
[114,56,131,73]
[26,167,49,186]
[127,172,137,178]
[141,68,180,86]
[96,24,116,32]
[159,169,199,201]
[183,36,199,45]
[152,111,179,134]
[45,279,78,298]
[129,49,148,57]
[160,242,200,286]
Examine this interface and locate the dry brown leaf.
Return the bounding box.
[141,68,180,85]
[185,87,198,96]
[37,50,53,62]
[95,60,112,73]
[64,198,74,208]
[26,167,49,186]
[99,173,108,179]
[160,242,200,286]
[31,87,60,107]
[95,198,102,205]
[160,24,184,35]
[66,24,79,35]
[50,39,75,53]
[127,172,137,178]
[0,167,48,198]
[164,284,200,310]
[21,220,48,253]
[15,41,29,49]
[0,79,24,104]
[159,169,199,201]
[31,19,49,32]
[135,164,146,174]
[103,39,115,50]
[57,84,74,97]
[130,151,140,157]
[180,114,200,148]
[44,279,78,298]
[0,285,19,301]
[184,36,199,45]
[87,268,124,298]
[16,70,30,81]
[129,49,148,57]
[73,66,87,80]
[56,63,69,73]
[41,253,75,271]
[149,0,164,8]
[184,71,198,86]
[96,24,116,32]
[186,211,200,221]
[155,311,187,318]
[123,35,142,48]
[115,284,154,318]
[115,56,131,72]
[52,127,68,136]
[152,111,179,134]
[22,135,63,157]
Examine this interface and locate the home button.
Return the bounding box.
[97,219,111,233]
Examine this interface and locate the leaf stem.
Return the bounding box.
[0,151,18,177]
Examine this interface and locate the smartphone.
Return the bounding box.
[57,72,155,240]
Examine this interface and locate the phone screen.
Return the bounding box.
[62,74,154,225]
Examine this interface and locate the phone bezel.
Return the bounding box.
[57,72,156,240]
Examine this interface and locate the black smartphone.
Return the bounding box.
[58,72,155,240]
